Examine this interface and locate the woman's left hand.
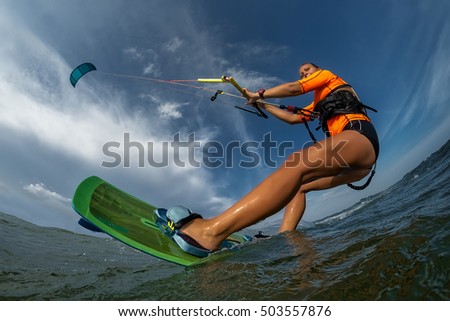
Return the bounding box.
[242,88,259,104]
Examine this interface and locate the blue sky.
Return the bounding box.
[1,0,449,233]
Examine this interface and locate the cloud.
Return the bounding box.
[426,23,450,112]
[143,63,161,77]
[124,47,145,60]
[165,37,184,52]
[157,102,189,119]
[21,182,76,229]
[226,42,289,64]
[379,2,450,143]
[0,78,139,165]
[224,67,284,92]
[24,183,71,204]
[124,47,161,77]
[0,4,246,229]
[140,93,189,120]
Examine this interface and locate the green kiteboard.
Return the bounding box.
[72,176,251,266]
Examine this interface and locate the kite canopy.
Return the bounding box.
[70,62,97,87]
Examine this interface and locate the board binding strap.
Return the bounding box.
[154,206,212,257]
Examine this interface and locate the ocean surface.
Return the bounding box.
[1,140,449,300]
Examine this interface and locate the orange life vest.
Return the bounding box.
[298,69,371,136]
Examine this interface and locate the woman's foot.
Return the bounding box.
[179,218,223,251]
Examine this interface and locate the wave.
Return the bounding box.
[1,140,449,300]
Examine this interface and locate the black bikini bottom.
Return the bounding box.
[343,120,379,160]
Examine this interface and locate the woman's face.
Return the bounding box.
[299,64,319,79]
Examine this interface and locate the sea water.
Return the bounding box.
[1,140,449,300]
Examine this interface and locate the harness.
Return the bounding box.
[310,85,378,191]
[314,84,378,135]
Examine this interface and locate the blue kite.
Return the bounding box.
[70,62,97,87]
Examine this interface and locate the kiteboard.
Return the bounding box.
[72,176,251,266]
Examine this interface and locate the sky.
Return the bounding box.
[0,0,449,233]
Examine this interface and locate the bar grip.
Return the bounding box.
[222,76,268,119]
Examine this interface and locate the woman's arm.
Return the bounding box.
[257,103,304,125]
[243,81,303,103]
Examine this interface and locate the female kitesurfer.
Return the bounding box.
[161,63,379,256]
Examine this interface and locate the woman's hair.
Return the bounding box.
[301,62,320,69]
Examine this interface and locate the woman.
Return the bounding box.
[161,63,379,257]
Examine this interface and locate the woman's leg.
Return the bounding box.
[181,130,376,250]
[278,168,372,232]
